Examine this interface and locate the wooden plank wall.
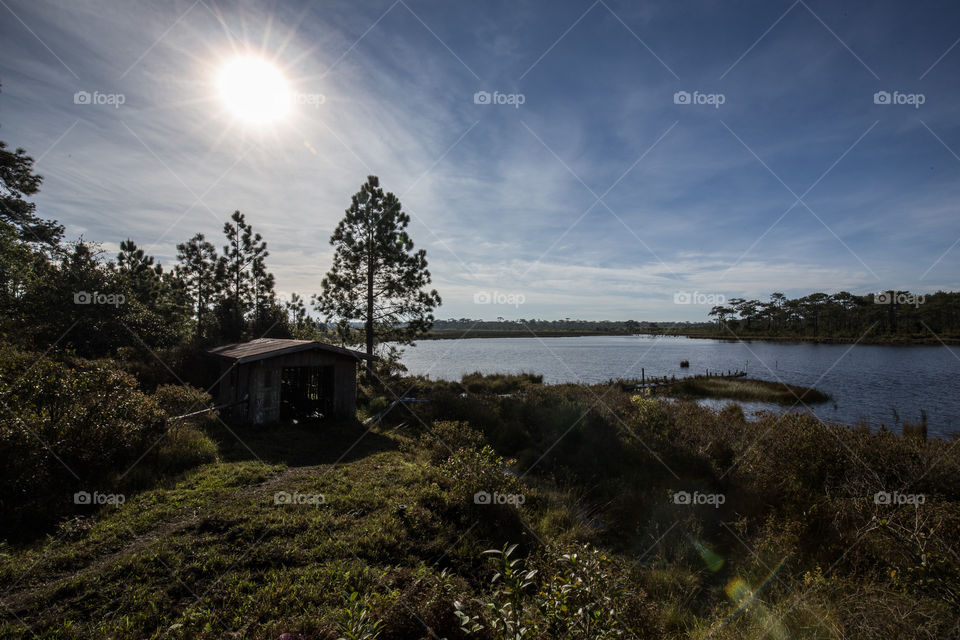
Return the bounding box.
[215,351,359,423]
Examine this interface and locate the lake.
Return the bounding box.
[398,335,960,438]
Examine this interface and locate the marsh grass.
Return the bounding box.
[665,376,831,404]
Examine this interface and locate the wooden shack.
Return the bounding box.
[207,338,374,423]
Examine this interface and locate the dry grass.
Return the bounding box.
[665,376,830,404]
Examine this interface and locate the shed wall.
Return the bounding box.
[216,350,358,423]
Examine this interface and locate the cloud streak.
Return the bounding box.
[1,0,958,320]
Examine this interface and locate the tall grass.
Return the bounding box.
[665,376,831,404]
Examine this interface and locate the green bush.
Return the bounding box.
[440,444,522,502]
[439,440,530,544]
[151,422,219,476]
[423,420,485,464]
[461,371,543,394]
[0,345,166,538]
[455,543,658,639]
[152,383,216,424]
[136,384,219,477]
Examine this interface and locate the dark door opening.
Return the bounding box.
[280,366,335,421]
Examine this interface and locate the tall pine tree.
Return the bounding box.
[115,239,162,303]
[315,176,441,377]
[174,233,220,342]
[218,210,271,341]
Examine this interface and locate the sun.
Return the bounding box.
[217,56,290,124]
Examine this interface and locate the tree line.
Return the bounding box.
[1,131,440,372]
[431,319,711,334]
[707,291,960,338]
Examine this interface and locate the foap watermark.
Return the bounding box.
[874,491,925,506]
[673,90,725,109]
[73,90,125,108]
[874,291,925,308]
[673,291,726,305]
[873,90,925,109]
[473,90,525,108]
[274,490,325,506]
[74,291,125,307]
[293,92,325,108]
[474,490,525,505]
[474,290,525,308]
[673,490,725,508]
[74,490,125,506]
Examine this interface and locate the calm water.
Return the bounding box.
[398,335,960,438]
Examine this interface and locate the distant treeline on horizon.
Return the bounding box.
[431,319,710,333]
[432,290,960,340]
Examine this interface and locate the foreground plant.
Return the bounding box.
[455,543,632,639]
[336,592,384,640]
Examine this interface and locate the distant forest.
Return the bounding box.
[704,291,960,339]
[432,290,960,342]
[431,319,710,335]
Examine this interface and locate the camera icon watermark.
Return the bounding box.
[673,490,725,508]
[73,90,126,108]
[274,490,325,506]
[473,290,525,308]
[873,90,925,109]
[74,490,125,506]
[874,291,925,308]
[473,490,525,505]
[473,90,525,108]
[673,291,725,305]
[673,90,725,109]
[74,291,126,307]
[874,491,925,505]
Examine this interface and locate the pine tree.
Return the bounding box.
[219,210,269,341]
[0,139,63,247]
[174,233,220,341]
[315,175,441,377]
[251,247,276,332]
[115,239,162,303]
[285,292,323,338]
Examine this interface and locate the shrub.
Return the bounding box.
[152,384,216,425]
[440,444,522,502]
[423,421,485,464]
[455,543,657,639]
[151,422,219,475]
[461,372,543,394]
[140,384,219,477]
[439,442,530,543]
[630,394,668,430]
[0,345,166,538]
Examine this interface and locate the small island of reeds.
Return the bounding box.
[662,376,831,404]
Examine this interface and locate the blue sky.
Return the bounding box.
[1,0,959,320]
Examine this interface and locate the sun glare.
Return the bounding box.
[217,56,290,124]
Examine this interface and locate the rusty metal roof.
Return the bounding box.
[207,338,374,364]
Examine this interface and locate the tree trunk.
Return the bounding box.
[197,288,204,342]
[365,234,374,380]
[234,233,242,342]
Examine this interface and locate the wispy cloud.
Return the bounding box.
[2,0,958,319]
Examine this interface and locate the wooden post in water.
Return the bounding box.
[641,368,645,384]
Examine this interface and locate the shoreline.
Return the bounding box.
[424,329,960,346]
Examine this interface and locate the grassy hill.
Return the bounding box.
[1,423,477,638]
[2,371,960,639]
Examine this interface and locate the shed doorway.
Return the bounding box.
[280,365,335,421]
